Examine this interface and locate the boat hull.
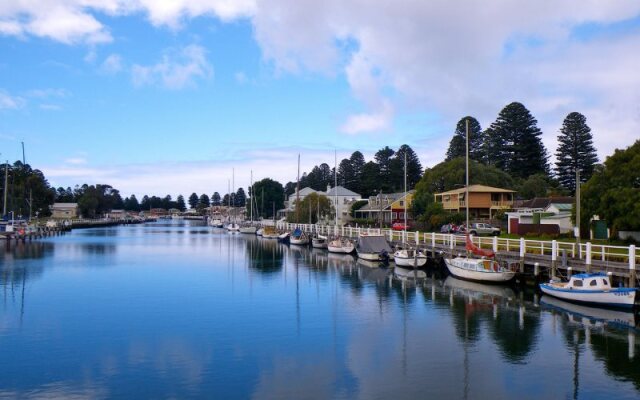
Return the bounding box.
[358,252,386,261]
[393,251,427,267]
[239,226,257,234]
[444,258,515,283]
[540,283,636,309]
[311,239,328,249]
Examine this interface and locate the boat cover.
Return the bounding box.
[357,235,392,253]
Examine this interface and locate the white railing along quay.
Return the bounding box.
[275,222,639,270]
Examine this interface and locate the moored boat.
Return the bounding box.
[444,256,516,283]
[226,222,240,232]
[356,234,392,262]
[328,237,355,254]
[393,247,428,268]
[290,228,309,245]
[539,272,637,309]
[312,234,328,249]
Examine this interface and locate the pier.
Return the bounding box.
[276,222,640,287]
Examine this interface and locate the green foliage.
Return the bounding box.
[211,192,221,206]
[582,141,640,233]
[176,195,186,212]
[252,178,285,219]
[1,161,56,219]
[198,193,210,210]
[555,112,598,194]
[483,102,549,179]
[188,193,199,209]
[516,173,550,199]
[374,146,396,192]
[390,144,423,192]
[76,184,123,218]
[124,194,141,211]
[446,116,484,162]
[349,200,368,217]
[234,188,246,207]
[289,193,332,223]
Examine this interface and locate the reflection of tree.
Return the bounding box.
[245,238,284,274]
[449,296,483,345]
[487,307,541,364]
[590,332,640,391]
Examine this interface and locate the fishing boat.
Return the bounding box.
[393,247,428,268]
[539,272,637,309]
[290,228,310,245]
[356,234,392,262]
[443,119,515,283]
[327,237,356,254]
[312,234,328,249]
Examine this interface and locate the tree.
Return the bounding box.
[555,112,599,194]
[359,161,381,198]
[483,102,549,179]
[581,140,640,235]
[374,146,396,191]
[391,144,423,191]
[141,195,150,210]
[252,178,285,219]
[211,192,221,206]
[198,194,210,210]
[290,193,332,224]
[516,173,550,200]
[446,116,484,162]
[1,161,56,218]
[124,194,140,211]
[337,158,354,189]
[176,195,186,212]
[348,151,366,194]
[162,195,172,210]
[188,193,199,209]
[234,188,246,207]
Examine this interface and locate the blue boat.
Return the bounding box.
[539,272,637,309]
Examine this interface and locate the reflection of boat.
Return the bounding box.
[328,237,355,254]
[356,234,392,261]
[444,257,515,283]
[444,276,516,299]
[394,247,427,267]
[290,228,309,245]
[540,272,637,309]
[393,266,426,281]
[312,234,328,249]
[327,252,356,268]
[540,295,636,329]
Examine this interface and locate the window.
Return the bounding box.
[603,279,609,286]
[399,200,404,207]
[589,280,597,286]
[573,280,583,287]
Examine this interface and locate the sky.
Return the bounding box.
[1,1,640,199]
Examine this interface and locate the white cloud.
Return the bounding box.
[0,90,25,109]
[100,53,123,74]
[40,103,62,111]
[64,157,87,165]
[341,101,393,135]
[234,71,247,84]
[25,88,70,98]
[132,45,212,89]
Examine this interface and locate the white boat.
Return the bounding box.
[444,256,516,283]
[327,237,355,254]
[226,222,240,232]
[356,234,392,262]
[539,272,637,309]
[210,218,224,228]
[393,248,428,268]
[277,231,290,243]
[312,234,328,249]
[239,224,257,234]
[290,228,309,245]
[262,227,279,239]
[256,228,264,236]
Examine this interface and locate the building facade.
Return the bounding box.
[434,184,515,219]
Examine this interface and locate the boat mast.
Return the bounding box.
[296,154,300,223]
[403,151,407,244]
[250,170,253,222]
[465,118,469,230]
[334,149,338,226]
[3,160,8,217]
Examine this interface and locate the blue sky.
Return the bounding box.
[1,1,640,198]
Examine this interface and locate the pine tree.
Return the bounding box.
[211,192,221,206]
[446,116,484,162]
[484,102,549,179]
[188,193,199,209]
[374,146,395,192]
[176,195,186,211]
[555,112,598,194]
[234,188,246,207]
[198,194,210,209]
[349,151,366,194]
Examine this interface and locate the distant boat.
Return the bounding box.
[262,226,279,239]
[256,227,264,236]
[540,272,637,309]
[226,222,240,232]
[277,231,290,244]
[356,234,392,262]
[239,223,257,234]
[290,228,309,245]
[393,247,428,268]
[312,234,328,249]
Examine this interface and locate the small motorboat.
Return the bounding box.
[262,227,279,239]
[356,234,392,262]
[393,247,427,268]
[311,234,328,249]
[289,228,309,245]
[239,224,257,234]
[327,237,355,254]
[226,222,240,232]
[256,227,264,236]
[539,272,637,309]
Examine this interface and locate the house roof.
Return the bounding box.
[518,196,574,209]
[436,184,515,196]
[357,191,413,212]
[325,186,361,197]
[52,203,78,209]
[290,187,318,198]
[551,203,573,211]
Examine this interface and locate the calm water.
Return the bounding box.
[1,221,640,399]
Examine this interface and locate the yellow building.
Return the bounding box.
[434,184,514,219]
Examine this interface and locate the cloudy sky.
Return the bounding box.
[1,1,639,198]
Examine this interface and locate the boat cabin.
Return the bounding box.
[564,273,612,290]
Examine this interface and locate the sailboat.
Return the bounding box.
[240,171,257,234]
[443,120,515,283]
[393,151,427,267]
[226,172,240,232]
[289,154,310,245]
[327,150,355,254]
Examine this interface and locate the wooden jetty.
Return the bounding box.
[277,222,640,287]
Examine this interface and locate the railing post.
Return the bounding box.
[415,231,419,244]
[431,232,435,248]
[492,236,498,253]
[519,237,525,258]
[551,240,557,278]
[450,234,454,250]
[629,245,636,288]
[585,242,592,272]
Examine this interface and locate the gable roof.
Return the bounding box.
[518,196,574,209]
[52,203,78,209]
[325,186,361,197]
[436,184,515,196]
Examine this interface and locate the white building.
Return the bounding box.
[325,185,362,224]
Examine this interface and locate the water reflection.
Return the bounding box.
[1,222,640,399]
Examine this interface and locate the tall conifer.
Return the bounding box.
[555,112,598,193]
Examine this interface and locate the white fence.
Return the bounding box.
[277,222,639,269]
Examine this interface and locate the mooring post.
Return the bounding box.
[534,262,540,277]
[629,244,636,288]
[431,232,435,249]
[567,267,573,279]
[519,237,525,273]
[585,242,592,273]
[551,240,557,279]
